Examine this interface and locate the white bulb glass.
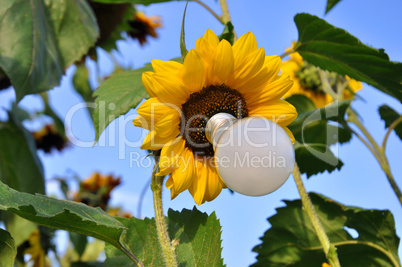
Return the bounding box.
[206,113,295,196]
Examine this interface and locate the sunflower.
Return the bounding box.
[133,30,297,205]
[282,42,362,108]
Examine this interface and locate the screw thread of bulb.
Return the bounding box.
[205,113,236,148]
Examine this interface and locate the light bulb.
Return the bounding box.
[206,113,295,196]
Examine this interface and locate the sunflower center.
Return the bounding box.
[295,61,344,94]
[181,84,248,157]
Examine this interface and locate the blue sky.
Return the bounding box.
[1,0,402,266]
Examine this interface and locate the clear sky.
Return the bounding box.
[0,0,402,266]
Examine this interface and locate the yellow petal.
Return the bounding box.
[151,59,183,73]
[249,99,298,127]
[132,115,151,130]
[155,109,182,138]
[140,129,179,150]
[136,98,176,125]
[189,159,208,205]
[158,137,185,176]
[152,73,189,105]
[233,32,258,65]
[203,29,219,47]
[247,75,293,108]
[236,55,282,95]
[142,72,157,97]
[195,37,215,66]
[204,163,224,202]
[166,176,179,199]
[182,49,206,93]
[228,47,265,88]
[283,126,295,144]
[208,39,234,85]
[170,148,195,195]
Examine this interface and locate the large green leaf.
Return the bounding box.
[252,193,401,267]
[286,95,352,145]
[286,96,350,177]
[105,207,224,266]
[0,228,16,267]
[293,13,402,102]
[0,113,44,194]
[325,0,343,14]
[93,58,182,142]
[378,105,402,141]
[0,0,98,101]
[0,112,45,245]
[92,65,151,142]
[294,143,343,177]
[0,181,134,260]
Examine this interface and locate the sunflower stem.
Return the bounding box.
[347,109,402,207]
[151,152,177,267]
[279,49,294,59]
[219,0,231,24]
[292,163,342,267]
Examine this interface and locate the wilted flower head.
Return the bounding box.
[127,12,162,45]
[73,172,121,210]
[32,124,67,153]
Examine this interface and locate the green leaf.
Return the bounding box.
[180,1,189,60]
[0,181,131,258]
[0,0,98,101]
[51,0,99,67]
[10,103,31,122]
[325,0,343,14]
[218,22,235,45]
[294,143,343,177]
[378,105,402,141]
[105,207,224,266]
[93,66,151,142]
[0,228,16,267]
[0,112,45,245]
[287,95,352,145]
[70,232,88,257]
[253,193,401,267]
[294,13,402,102]
[92,58,182,142]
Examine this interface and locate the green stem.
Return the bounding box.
[382,116,402,151]
[279,49,294,59]
[292,163,342,267]
[347,109,381,152]
[318,70,338,100]
[120,245,144,267]
[192,0,225,24]
[219,0,231,24]
[347,109,402,207]
[151,154,177,267]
